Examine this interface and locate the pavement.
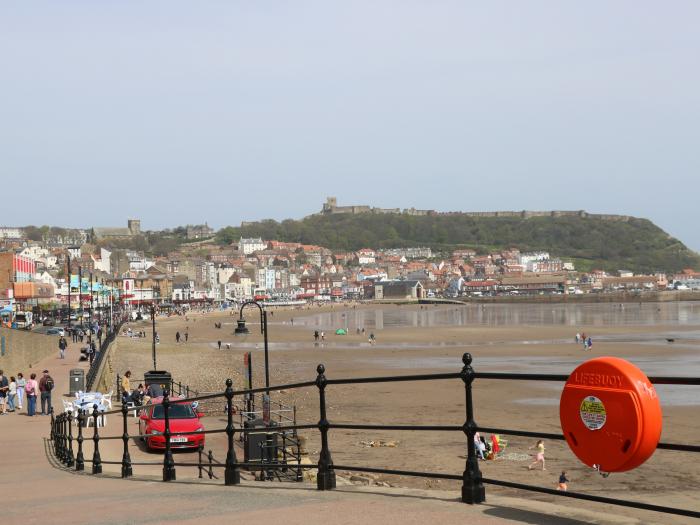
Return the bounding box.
[0,342,678,525]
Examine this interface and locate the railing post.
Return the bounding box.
[56,413,64,462]
[50,407,56,444]
[198,444,204,479]
[121,402,133,478]
[460,353,485,504]
[316,364,335,490]
[224,378,240,485]
[76,410,85,471]
[208,450,214,479]
[162,391,176,481]
[66,410,75,468]
[61,413,68,464]
[92,404,102,474]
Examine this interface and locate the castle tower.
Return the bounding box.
[322,197,337,213]
[128,219,141,235]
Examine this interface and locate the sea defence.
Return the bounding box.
[0,326,57,372]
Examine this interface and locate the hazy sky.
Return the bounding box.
[2,2,699,250]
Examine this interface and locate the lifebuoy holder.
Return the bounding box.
[559,357,662,472]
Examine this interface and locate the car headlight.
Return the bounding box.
[150,430,162,435]
[195,428,204,432]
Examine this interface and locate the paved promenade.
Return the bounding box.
[0,343,670,525]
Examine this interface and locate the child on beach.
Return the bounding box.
[557,471,569,491]
[528,440,546,470]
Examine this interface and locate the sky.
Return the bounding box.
[1,2,699,250]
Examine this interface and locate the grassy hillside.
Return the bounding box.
[216,214,700,273]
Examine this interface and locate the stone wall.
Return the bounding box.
[0,327,57,375]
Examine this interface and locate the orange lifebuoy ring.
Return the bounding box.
[559,357,662,472]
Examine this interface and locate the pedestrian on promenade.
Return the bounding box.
[39,370,54,416]
[87,341,96,365]
[121,371,132,402]
[217,340,222,350]
[185,331,188,343]
[7,376,17,412]
[314,330,319,342]
[528,439,546,470]
[0,370,8,415]
[176,331,181,343]
[586,336,592,351]
[16,372,25,410]
[59,336,67,359]
[25,373,39,416]
[575,332,580,344]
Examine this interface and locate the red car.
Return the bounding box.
[138,397,205,451]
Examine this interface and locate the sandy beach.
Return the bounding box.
[106,302,700,524]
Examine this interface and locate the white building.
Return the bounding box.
[239,237,266,255]
[94,248,112,273]
[357,249,376,265]
[0,227,24,239]
[518,251,550,266]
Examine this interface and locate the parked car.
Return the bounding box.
[138,397,205,451]
[46,327,65,336]
[42,318,56,326]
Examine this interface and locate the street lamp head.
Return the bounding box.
[234,319,249,335]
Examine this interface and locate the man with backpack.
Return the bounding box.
[87,341,96,365]
[39,370,54,416]
[0,370,8,415]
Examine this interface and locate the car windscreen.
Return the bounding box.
[151,403,196,419]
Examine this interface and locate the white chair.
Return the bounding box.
[62,400,75,414]
[101,392,113,411]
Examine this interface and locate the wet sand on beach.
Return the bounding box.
[110,303,700,523]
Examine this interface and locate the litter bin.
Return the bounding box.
[144,370,172,393]
[243,418,279,465]
[69,369,85,395]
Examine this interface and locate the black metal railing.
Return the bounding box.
[50,353,700,520]
[85,320,124,391]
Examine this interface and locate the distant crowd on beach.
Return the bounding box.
[575,332,593,350]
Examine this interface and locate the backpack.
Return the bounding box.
[45,377,54,391]
[25,382,34,394]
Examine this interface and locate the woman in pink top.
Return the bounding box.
[25,373,39,417]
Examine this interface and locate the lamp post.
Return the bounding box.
[151,283,161,370]
[78,265,83,326]
[234,300,270,394]
[66,254,71,329]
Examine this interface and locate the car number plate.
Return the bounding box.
[171,437,188,443]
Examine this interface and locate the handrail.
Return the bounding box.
[49,353,700,520]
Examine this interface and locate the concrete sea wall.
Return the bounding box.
[0,327,57,375]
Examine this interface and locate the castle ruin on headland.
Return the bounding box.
[319,197,632,221]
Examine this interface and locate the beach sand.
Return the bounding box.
[107,303,700,524]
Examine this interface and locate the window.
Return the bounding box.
[152,403,196,419]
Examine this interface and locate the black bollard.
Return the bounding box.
[121,402,133,478]
[76,410,85,471]
[162,392,176,481]
[92,404,102,474]
[316,364,336,490]
[224,378,240,485]
[460,353,485,504]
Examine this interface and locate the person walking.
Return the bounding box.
[0,370,8,415]
[184,331,188,343]
[528,440,546,470]
[39,370,54,416]
[25,373,39,416]
[314,330,319,342]
[87,341,96,365]
[217,340,222,350]
[7,376,17,412]
[176,331,181,343]
[575,332,580,344]
[58,336,68,359]
[16,372,25,410]
[586,336,592,351]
